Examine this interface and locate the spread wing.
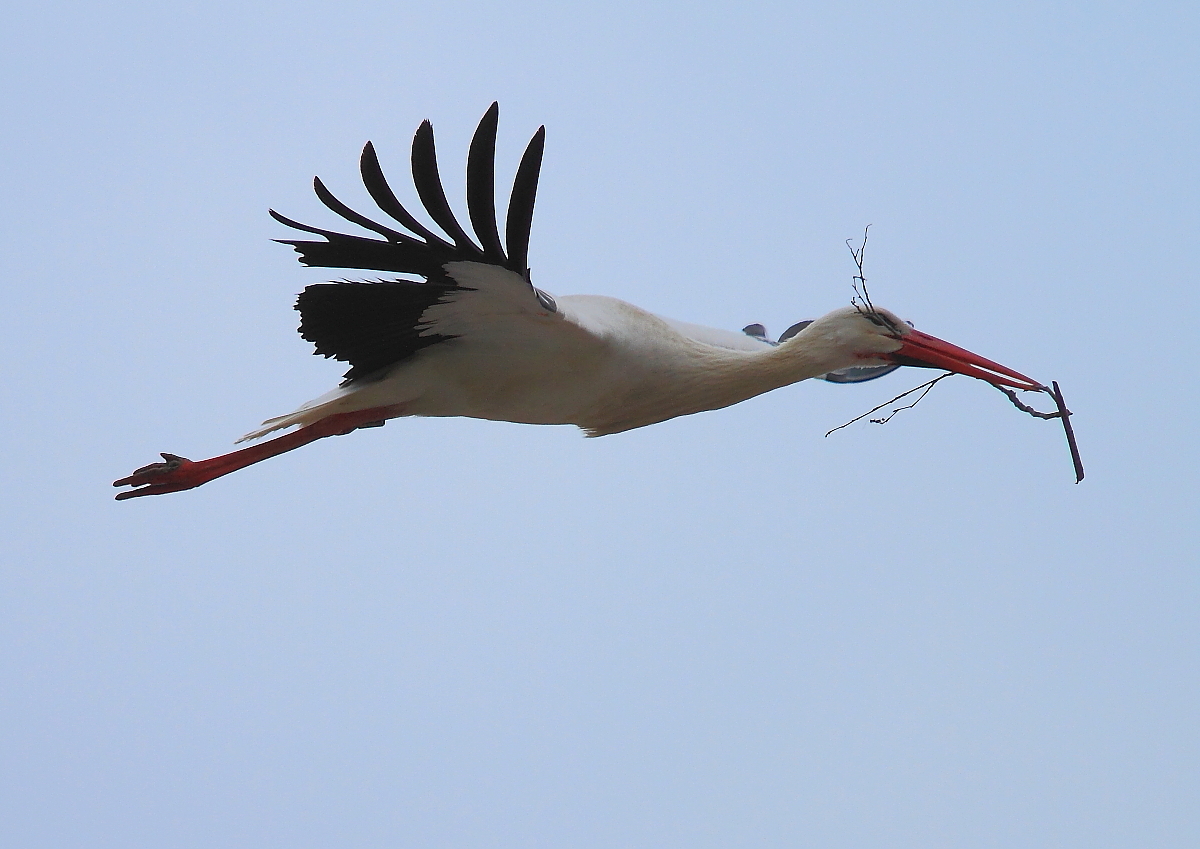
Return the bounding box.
[270,103,553,382]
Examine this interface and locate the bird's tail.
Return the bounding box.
[235,386,356,443]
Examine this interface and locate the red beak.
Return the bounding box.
[889,329,1044,390]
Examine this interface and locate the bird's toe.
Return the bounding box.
[113,453,196,499]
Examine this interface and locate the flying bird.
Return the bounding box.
[114,103,1043,499]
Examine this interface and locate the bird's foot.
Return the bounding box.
[113,405,407,500]
[113,453,207,500]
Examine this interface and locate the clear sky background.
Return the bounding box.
[2,2,1197,847]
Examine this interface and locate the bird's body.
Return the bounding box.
[115,104,1042,499]
[243,273,891,441]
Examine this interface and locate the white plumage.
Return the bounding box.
[115,105,1041,499]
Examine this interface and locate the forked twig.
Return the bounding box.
[994,386,1062,419]
[825,373,953,437]
[830,373,1085,484]
[836,227,1083,482]
[995,382,1084,483]
[869,375,949,424]
[846,225,876,315]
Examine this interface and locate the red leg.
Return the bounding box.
[113,405,404,500]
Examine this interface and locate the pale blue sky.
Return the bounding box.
[2,2,1197,846]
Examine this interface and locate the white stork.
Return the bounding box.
[115,104,1043,499]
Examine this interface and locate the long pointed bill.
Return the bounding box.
[890,329,1044,390]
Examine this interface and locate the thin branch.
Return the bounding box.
[869,375,948,424]
[994,385,1063,419]
[835,226,1083,482]
[994,381,1085,483]
[846,225,875,315]
[825,373,953,437]
[1052,381,1085,483]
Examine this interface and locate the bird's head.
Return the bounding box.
[788,305,1043,390]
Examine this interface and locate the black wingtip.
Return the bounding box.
[313,175,410,243]
[272,106,544,281]
[269,207,336,237]
[359,141,451,248]
[466,102,506,264]
[411,116,481,253]
[361,140,378,169]
[505,125,545,275]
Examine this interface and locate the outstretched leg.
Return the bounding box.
[113,405,404,500]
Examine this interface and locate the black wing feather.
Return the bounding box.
[312,176,410,244]
[410,120,482,255]
[272,104,546,382]
[274,102,541,278]
[466,102,506,263]
[359,141,453,249]
[506,125,545,276]
[296,281,456,382]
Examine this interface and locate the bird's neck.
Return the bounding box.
[583,339,837,436]
[688,340,838,405]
